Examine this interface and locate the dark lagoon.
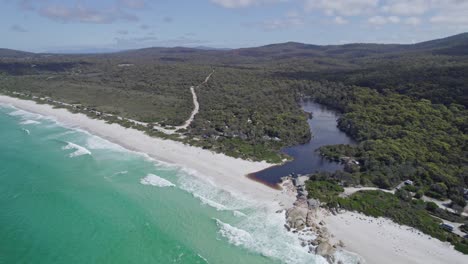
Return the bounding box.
[252,100,355,185]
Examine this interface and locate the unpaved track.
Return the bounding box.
[174,70,214,131]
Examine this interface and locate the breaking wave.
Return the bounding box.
[86,136,127,152]
[213,214,324,264]
[176,168,252,213]
[20,120,40,125]
[215,218,254,247]
[62,142,92,158]
[140,174,175,187]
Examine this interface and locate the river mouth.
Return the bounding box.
[251,100,355,186]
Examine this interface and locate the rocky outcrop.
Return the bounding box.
[315,241,336,263]
[308,198,320,209]
[315,241,336,257]
[281,175,344,264]
[285,206,309,230]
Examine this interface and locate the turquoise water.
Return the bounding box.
[0,104,325,264]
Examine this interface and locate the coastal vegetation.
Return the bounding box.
[0,33,467,249]
[303,177,468,254]
[338,191,468,254]
[305,85,467,203]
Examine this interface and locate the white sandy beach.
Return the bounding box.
[321,210,468,264]
[1,94,467,264]
[0,95,289,206]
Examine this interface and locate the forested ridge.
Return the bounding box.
[0,33,467,196]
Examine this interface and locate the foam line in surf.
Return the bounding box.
[86,136,127,152]
[20,120,40,125]
[62,142,92,158]
[194,194,228,210]
[197,254,209,263]
[214,218,254,247]
[213,210,323,264]
[177,172,253,212]
[140,174,175,187]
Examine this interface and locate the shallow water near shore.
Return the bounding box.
[254,100,355,184]
[0,103,359,264]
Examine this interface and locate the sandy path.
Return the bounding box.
[174,70,214,131]
[174,86,199,130]
[340,187,395,197]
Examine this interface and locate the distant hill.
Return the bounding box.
[1,32,467,60]
[0,48,35,58]
[411,33,468,55]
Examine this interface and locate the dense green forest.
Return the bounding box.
[0,33,467,194]
[295,83,467,203]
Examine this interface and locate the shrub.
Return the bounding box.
[425,202,438,212]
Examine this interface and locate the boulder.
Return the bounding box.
[338,240,345,248]
[293,197,308,208]
[286,206,309,230]
[315,241,336,258]
[307,198,320,209]
[306,210,316,227]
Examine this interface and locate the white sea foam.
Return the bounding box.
[140,174,175,187]
[62,142,92,158]
[9,108,56,123]
[194,194,228,211]
[9,109,40,119]
[176,170,253,212]
[47,130,77,140]
[20,119,40,125]
[215,218,254,247]
[214,210,325,264]
[175,168,329,263]
[86,136,126,152]
[197,254,209,263]
[232,210,247,217]
[334,250,367,264]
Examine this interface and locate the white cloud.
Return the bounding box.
[119,0,146,9]
[387,16,400,23]
[430,14,468,25]
[39,4,138,23]
[404,17,421,26]
[333,16,348,25]
[381,0,430,16]
[368,15,400,25]
[15,0,144,24]
[429,0,468,25]
[368,15,387,25]
[305,0,378,16]
[262,17,304,30]
[210,0,277,8]
[380,0,468,26]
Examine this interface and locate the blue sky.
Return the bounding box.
[1,0,468,52]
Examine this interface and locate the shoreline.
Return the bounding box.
[0,94,294,207]
[322,210,468,264]
[2,94,467,264]
[283,176,468,264]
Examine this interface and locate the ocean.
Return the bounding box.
[0,103,333,264]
